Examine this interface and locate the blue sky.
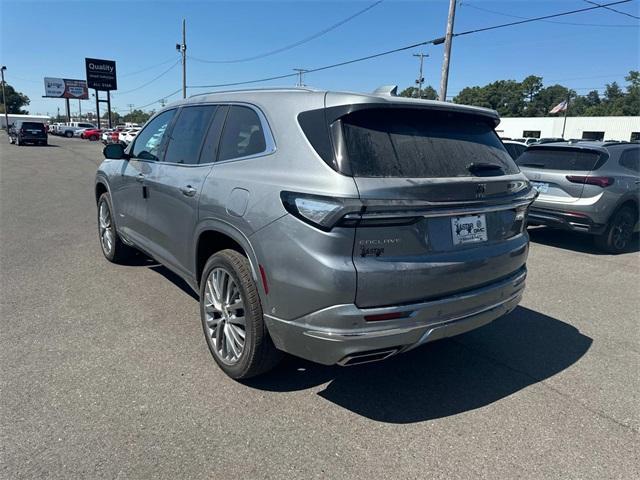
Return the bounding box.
[1,0,638,116]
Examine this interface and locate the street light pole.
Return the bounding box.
[412,53,428,98]
[176,19,187,99]
[438,0,457,101]
[1,66,9,133]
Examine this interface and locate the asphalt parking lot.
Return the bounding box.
[1,134,638,479]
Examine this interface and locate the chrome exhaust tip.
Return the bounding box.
[337,348,399,366]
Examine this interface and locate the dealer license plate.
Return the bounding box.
[451,214,488,246]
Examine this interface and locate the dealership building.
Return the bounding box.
[0,114,51,129]
[496,116,640,142]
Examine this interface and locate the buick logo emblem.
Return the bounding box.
[476,183,487,198]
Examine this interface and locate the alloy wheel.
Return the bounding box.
[611,211,633,251]
[204,267,246,364]
[98,201,114,255]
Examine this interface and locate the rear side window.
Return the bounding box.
[619,147,640,172]
[516,148,604,171]
[340,109,518,178]
[218,106,267,161]
[164,106,217,165]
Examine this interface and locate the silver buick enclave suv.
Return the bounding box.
[95,87,537,379]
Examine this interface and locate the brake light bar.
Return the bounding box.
[566,175,614,187]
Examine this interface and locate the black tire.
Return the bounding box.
[65,131,73,138]
[90,134,98,141]
[43,141,48,146]
[199,249,281,379]
[595,205,637,254]
[16,136,21,146]
[97,192,136,263]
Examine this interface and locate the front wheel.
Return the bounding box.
[65,131,73,138]
[595,205,637,254]
[97,193,135,263]
[200,250,281,380]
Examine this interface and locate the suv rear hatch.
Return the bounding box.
[20,122,47,139]
[300,101,535,308]
[515,145,607,202]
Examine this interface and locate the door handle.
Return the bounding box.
[135,173,145,183]
[180,185,197,197]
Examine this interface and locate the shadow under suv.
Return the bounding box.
[95,87,537,379]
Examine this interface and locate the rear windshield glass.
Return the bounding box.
[21,122,45,130]
[339,109,518,178]
[516,148,603,171]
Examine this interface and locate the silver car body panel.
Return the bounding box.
[96,87,535,365]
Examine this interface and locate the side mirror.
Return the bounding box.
[103,143,128,160]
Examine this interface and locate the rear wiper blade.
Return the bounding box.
[468,162,505,175]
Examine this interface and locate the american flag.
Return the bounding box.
[549,100,568,114]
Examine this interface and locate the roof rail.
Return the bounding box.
[188,86,318,99]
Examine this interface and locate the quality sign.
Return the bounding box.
[85,58,117,91]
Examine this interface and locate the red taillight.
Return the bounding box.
[364,311,412,322]
[566,175,614,187]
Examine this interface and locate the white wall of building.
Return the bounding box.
[495,116,640,141]
[0,114,51,129]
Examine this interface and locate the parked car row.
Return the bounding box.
[99,126,142,146]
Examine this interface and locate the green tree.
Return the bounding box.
[102,111,123,125]
[0,82,30,114]
[622,71,640,116]
[123,109,151,124]
[399,85,438,100]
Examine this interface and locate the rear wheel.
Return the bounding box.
[65,131,73,138]
[595,205,637,254]
[199,249,281,379]
[90,134,98,141]
[16,137,21,146]
[97,193,135,263]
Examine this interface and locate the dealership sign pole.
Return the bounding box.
[85,58,117,129]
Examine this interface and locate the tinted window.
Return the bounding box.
[504,143,526,160]
[218,106,267,161]
[131,109,176,161]
[21,122,45,131]
[199,106,228,163]
[516,147,603,171]
[619,148,640,172]
[340,109,518,178]
[79,123,94,128]
[164,106,216,165]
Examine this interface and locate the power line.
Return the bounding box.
[583,0,640,20]
[188,0,634,91]
[119,57,179,78]
[462,2,639,27]
[188,0,384,64]
[189,38,438,89]
[454,0,635,37]
[135,88,183,110]
[116,60,180,95]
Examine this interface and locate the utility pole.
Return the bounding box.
[176,19,187,99]
[412,53,428,98]
[293,68,308,87]
[438,0,457,102]
[127,103,134,113]
[78,99,82,120]
[1,66,8,133]
[159,98,167,108]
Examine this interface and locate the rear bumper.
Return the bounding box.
[528,207,606,235]
[264,267,526,366]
